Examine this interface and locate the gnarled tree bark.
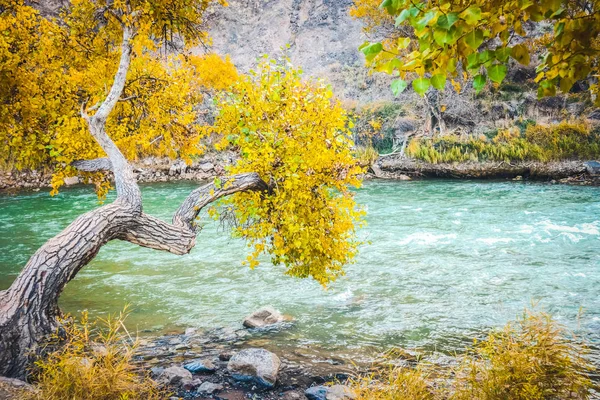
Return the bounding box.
[0,24,267,379]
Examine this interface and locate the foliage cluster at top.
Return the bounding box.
[351,0,600,101]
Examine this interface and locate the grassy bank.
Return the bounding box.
[406,121,600,164]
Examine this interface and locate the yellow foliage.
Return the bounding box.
[27,309,167,400]
[0,0,234,197]
[453,311,594,400]
[406,121,600,163]
[348,311,595,400]
[350,367,435,400]
[213,57,365,285]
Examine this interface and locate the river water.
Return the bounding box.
[1,180,599,360]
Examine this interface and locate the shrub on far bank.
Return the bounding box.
[348,310,595,400]
[26,309,166,400]
[406,121,600,164]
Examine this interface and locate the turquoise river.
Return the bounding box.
[1,180,599,361]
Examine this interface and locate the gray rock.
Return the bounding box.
[199,162,215,172]
[160,365,192,385]
[63,176,79,186]
[585,161,600,176]
[182,378,203,391]
[227,348,281,388]
[243,306,285,328]
[305,385,356,400]
[197,381,223,394]
[184,359,216,373]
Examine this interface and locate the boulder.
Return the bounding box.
[305,385,356,400]
[585,161,600,176]
[197,381,223,394]
[243,306,285,328]
[184,359,216,373]
[199,162,215,172]
[63,176,79,186]
[227,348,281,388]
[160,366,192,385]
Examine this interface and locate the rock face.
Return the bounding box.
[242,306,285,328]
[206,0,393,104]
[305,385,356,400]
[227,348,281,388]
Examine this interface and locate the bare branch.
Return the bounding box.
[173,173,268,230]
[72,158,113,172]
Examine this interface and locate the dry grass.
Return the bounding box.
[348,310,596,400]
[26,309,167,400]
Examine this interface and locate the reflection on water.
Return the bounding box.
[1,180,599,360]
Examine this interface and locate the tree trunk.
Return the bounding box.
[0,24,267,379]
[424,89,446,136]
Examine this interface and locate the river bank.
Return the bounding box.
[372,156,600,185]
[2,155,600,193]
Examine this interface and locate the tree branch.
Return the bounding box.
[173,173,268,230]
[72,158,113,172]
[118,213,196,255]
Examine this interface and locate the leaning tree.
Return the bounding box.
[0,0,364,378]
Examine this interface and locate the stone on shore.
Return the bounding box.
[242,306,285,328]
[227,348,281,388]
[159,365,192,385]
[184,359,216,373]
[197,381,223,394]
[305,385,356,400]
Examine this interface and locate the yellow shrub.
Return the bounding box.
[406,120,600,164]
[350,367,436,400]
[27,309,166,400]
[453,311,594,400]
[348,311,595,400]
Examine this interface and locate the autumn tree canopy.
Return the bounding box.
[351,0,600,101]
[0,0,237,196]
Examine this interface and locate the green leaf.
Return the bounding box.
[464,29,484,50]
[495,47,511,63]
[467,52,480,70]
[488,64,507,84]
[361,42,383,62]
[396,9,412,26]
[415,10,437,31]
[473,74,486,93]
[511,44,530,66]
[391,79,408,96]
[412,77,431,96]
[433,28,452,46]
[437,12,459,29]
[460,6,482,25]
[214,177,222,188]
[431,74,446,90]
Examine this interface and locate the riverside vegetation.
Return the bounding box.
[1,0,600,397]
[10,309,596,399]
